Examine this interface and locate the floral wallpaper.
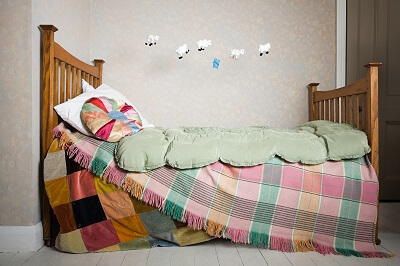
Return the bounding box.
[0,0,335,226]
[0,0,90,226]
[90,0,336,128]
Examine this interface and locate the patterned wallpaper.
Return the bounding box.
[90,0,336,128]
[0,0,90,226]
[0,0,33,226]
[0,0,335,226]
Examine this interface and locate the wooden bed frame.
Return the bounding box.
[39,25,382,246]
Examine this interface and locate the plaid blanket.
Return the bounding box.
[52,123,390,257]
[44,138,211,253]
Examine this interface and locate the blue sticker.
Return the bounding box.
[213,58,220,69]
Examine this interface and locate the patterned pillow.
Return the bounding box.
[81,97,143,142]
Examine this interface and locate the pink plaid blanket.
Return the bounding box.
[54,123,390,257]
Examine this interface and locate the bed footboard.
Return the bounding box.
[308,62,381,244]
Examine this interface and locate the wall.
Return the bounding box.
[0,0,336,227]
[90,0,336,128]
[0,0,90,226]
[31,0,91,224]
[0,0,33,225]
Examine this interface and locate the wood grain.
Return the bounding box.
[313,77,368,102]
[39,24,58,245]
[39,25,105,246]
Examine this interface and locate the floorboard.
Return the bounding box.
[258,248,292,266]
[214,239,243,266]
[121,249,150,266]
[193,241,219,266]
[9,203,400,266]
[235,243,267,266]
[284,252,316,265]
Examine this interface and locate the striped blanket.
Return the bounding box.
[52,123,390,257]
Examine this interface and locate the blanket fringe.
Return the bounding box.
[103,166,126,185]
[67,145,92,169]
[118,176,393,258]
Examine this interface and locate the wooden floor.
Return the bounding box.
[1,203,399,266]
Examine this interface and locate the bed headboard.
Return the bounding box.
[39,25,104,160]
[39,25,105,245]
[308,63,381,178]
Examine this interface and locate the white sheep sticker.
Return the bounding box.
[259,43,271,56]
[176,44,190,59]
[230,49,245,60]
[145,35,159,46]
[197,39,212,51]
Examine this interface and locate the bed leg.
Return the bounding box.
[375,238,381,245]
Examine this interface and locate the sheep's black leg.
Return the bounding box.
[186,50,189,54]
[149,43,153,46]
[179,56,183,59]
[198,48,201,51]
[266,51,269,54]
[260,53,263,56]
[145,43,148,45]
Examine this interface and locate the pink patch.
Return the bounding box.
[276,188,300,208]
[95,120,115,140]
[239,165,264,182]
[322,161,345,176]
[220,164,241,178]
[209,161,224,172]
[282,167,303,190]
[67,170,97,201]
[362,182,379,204]
[99,96,113,111]
[321,175,344,197]
[318,196,341,216]
[80,220,120,251]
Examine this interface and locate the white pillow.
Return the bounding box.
[82,79,95,93]
[54,84,153,136]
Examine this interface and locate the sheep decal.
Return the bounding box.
[230,49,245,60]
[259,43,271,56]
[176,44,190,59]
[145,35,159,46]
[197,39,212,51]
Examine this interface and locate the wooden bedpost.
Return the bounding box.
[39,25,58,160]
[364,62,382,245]
[39,25,58,246]
[94,59,105,87]
[308,83,319,120]
[364,63,381,178]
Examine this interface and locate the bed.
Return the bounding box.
[39,25,384,255]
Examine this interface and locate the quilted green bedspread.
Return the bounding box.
[115,120,371,172]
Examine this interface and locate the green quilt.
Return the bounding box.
[116,120,371,172]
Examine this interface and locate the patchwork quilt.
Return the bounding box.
[47,123,391,257]
[44,139,211,253]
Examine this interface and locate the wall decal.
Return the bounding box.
[230,49,245,60]
[259,43,271,56]
[213,58,220,69]
[145,35,159,46]
[197,39,212,51]
[176,44,190,59]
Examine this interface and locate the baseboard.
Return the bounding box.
[0,222,44,252]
